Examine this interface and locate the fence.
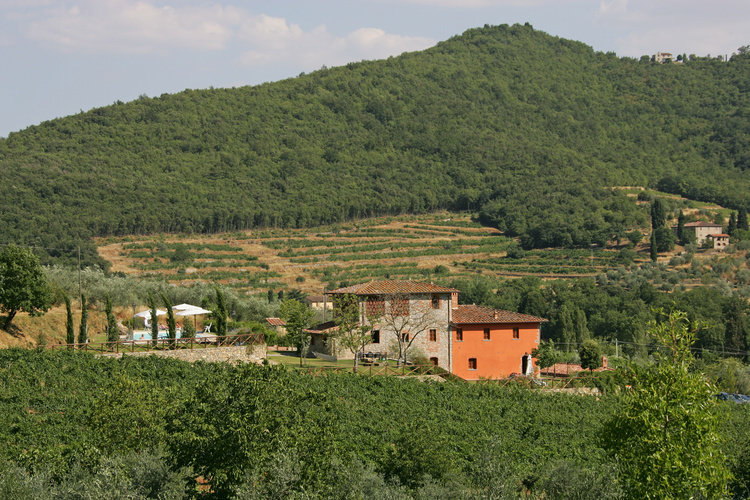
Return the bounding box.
[48,333,265,354]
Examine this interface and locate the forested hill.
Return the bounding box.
[1,23,748,267]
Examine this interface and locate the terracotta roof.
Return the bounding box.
[304,321,338,334]
[265,317,286,327]
[305,295,326,303]
[452,305,546,324]
[684,221,723,228]
[708,233,729,238]
[327,280,457,295]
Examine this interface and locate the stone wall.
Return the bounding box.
[103,344,267,364]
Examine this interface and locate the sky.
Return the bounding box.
[1,0,748,138]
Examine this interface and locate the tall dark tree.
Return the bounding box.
[728,212,737,236]
[214,286,228,337]
[105,294,119,344]
[64,295,74,346]
[161,294,176,346]
[78,294,88,346]
[147,292,159,347]
[650,199,666,230]
[650,231,658,262]
[738,207,748,232]
[677,211,686,242]
[723,296,747,354]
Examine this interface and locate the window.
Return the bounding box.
[455,328,463,341]
[468,358,477,370]
[431,294,440,309]
[430,357,438,366]
[392,297,409,316]
[513,327,520,339]
[429,329,437,342]
[401,332,410,342]
[366,297,384,316]
[483,328,490,340]
[371,330,380,344]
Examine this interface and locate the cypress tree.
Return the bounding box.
[738,207,748,232]
[728,212,737,236]
[105,294,118,344]
[267,289,274,303]
[215,286,228,336]
[650,199,666,229]
[650,231,658,262]
[161,294,176,346]
[78,294,88,346]
[677,211,685,243]
[147,292,159,347]
[64,295,74,346]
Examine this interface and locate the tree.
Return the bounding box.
[676,211,685,242]
[601,309,731,499]
[578,339,602,371]
[728,211,737,236]
[0,245,52,329]
[162,294,176,345]
[105,294,119,344]
[65,295,75,346]
[377,293,440,366]
[531,339,564,369]
[654,226,676,252]
[147,292,159,347]
[78,294,88,346]
[214,286,228,337]
[279,299,315,366]
[738,207,748,232]
[650,230,658,262]
[333,294,379,373]
[650,199,666,230]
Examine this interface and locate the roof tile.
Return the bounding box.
[452,304,546,324]
[327,280,457,295]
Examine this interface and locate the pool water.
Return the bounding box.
[132,330,183,341]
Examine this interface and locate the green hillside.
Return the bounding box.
[1,24,748,266]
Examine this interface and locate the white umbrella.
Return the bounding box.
[175,306,212,316]
[134,309,166,318]
[134,309,166,329]
[176,306,213,333]
[172,303,199,311]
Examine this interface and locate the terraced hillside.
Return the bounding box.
[97,212,633,294]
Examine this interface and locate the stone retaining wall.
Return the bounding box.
[103,344,267,364]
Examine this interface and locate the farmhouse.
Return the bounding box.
[674,221,724,246]
[708,233,730,250]
[307,280,546,380]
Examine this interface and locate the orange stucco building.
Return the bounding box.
[451,305,545,380]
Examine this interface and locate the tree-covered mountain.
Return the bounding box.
[1,23,748,266]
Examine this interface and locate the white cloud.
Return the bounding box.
[27,0,242,53]
[238,19,435,69]
[21,1,436,67]
[597,0,750,57]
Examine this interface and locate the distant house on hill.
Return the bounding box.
[305,280,546,380]
[673,221,724,246]
[654,52,673,63]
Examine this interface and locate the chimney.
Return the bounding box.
[493,311,498,319]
